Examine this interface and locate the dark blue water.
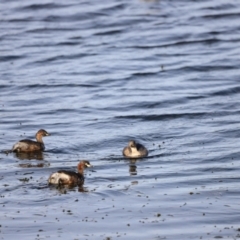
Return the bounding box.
[1,0,240,239]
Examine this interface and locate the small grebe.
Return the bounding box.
[12,129,50,152]
[48,160,92,186]
[123,140,148,158]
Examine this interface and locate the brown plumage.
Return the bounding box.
[48,160,92,186]
[12,129,50,152]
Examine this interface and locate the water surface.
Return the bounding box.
[1,0,240,239]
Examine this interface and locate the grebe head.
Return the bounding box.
[128,140,137,148]
[36,129,50,137]
[78,160,92,169]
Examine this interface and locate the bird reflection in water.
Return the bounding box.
[18,162,47,168]
[49,184,89,194]
[78,186,88,193]
[129,159,137,176]
[15,151,49,168]
[14,151,44,160]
